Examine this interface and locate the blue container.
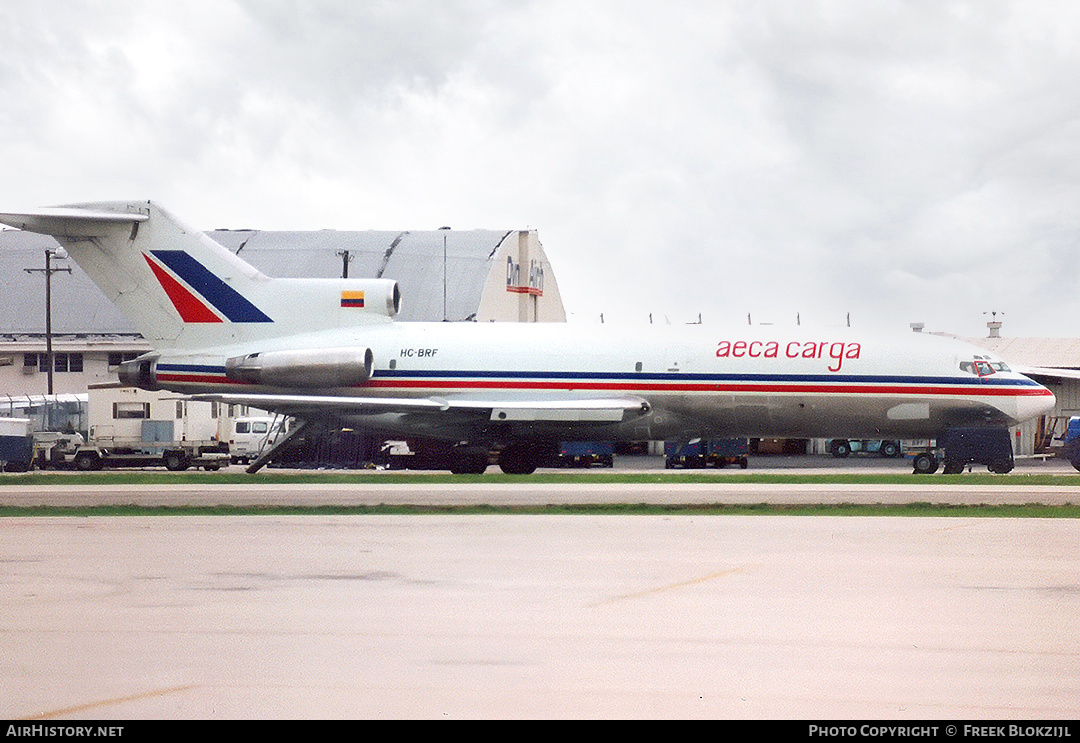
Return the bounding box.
[0,418,34,472]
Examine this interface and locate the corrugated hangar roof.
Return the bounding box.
[1,226,543,332]
[208,228,518,322]
[963,336,1080,369]
[0,229,137,334]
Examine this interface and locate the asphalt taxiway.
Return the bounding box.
[2,455,1079,719]
[2,453,1080,508]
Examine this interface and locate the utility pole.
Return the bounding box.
[439,227,451,321]
[336,249,352,279]
[24,247,71,395]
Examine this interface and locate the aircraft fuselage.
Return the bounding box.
[141,320,1053,443]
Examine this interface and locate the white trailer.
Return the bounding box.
[40,386,229,471]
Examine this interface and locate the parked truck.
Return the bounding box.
[827,439,903,458]
[39,422,229,471]
[34,387,230,471]
[554,441,614,468]
[228,416,283,465]
[1056,417,1080,472]
[910,428,1014,474]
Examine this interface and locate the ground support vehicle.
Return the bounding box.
[373,439,495,472]
[910,428,1014,474]
[377,440,421,470]
[827,439,902,458]
[40,434,229,471]
[1057,417,1080,472]
[0,418,34,472]
[228,416,283,464]
[554,441,614,468]
[665,439,749,469]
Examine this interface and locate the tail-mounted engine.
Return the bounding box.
[225,346,374,388]
[117,355,161,390]
[337,279,401,319]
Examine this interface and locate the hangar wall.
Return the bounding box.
[0,225,566,402]
[207,227,566,323]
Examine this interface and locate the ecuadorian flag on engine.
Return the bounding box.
[341,291,365,308]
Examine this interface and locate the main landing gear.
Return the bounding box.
[445,442,551,475]
[496,441,556,475]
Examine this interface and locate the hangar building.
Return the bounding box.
[961,330,1080,456]
[0,225,566,398]
[3,220,1079,460]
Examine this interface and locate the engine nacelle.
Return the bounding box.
[225,346,374,388]
[339,279,401,319]
[117,356,161,390]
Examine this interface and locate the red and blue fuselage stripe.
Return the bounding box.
[153,363,1051,397]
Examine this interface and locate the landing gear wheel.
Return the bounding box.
[942,460,965,475]
[450,449,488,475]
[988,460,1014,474]
[499,445,539,475]
[912,453,939,475]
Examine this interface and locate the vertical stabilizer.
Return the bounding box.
[0,201,269,348]
[0,201,398,351]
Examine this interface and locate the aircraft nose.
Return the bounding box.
[1014,380,1056,424]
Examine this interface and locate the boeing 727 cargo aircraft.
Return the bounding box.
[0,201,1056,474]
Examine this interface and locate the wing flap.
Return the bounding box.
[190,392,650,421]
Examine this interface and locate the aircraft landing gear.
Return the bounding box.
[449,446,489,475]
[498,441,551,475]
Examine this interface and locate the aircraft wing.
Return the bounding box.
[190,391,652,423]
[1014,365,1080,382]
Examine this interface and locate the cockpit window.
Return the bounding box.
[961,355,1011,376]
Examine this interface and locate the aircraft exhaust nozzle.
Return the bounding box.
[225,347,374,388]
[117,356,161,391]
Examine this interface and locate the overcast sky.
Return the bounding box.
[3,0,1080,338]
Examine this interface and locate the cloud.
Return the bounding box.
[3,1,1080,337]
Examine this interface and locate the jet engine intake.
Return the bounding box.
[225,347,374,388]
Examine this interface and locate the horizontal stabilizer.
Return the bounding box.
[0,206,148,237]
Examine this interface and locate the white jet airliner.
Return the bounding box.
[0,201,1056,474]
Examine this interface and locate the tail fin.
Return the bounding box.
[0,201,399,350]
